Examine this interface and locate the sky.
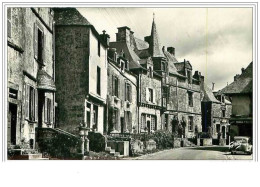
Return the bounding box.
[78,7,253,91]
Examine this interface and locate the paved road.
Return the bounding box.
[133,146,253,160]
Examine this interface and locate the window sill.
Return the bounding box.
[35,58,45,66]
[25,119,37,124]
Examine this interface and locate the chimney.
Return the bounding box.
[167,47,175,56]
[234,74,240,81]
[116,26,131,43]
[129,30,135,49]
[100,30,110,47]
[241,68,245,74]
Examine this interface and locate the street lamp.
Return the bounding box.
[79,123,90,155]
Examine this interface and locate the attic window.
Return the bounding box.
[148,67,153,78]
[120,60,125,71]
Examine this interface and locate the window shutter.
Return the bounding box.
[124,111,127,132]
[44,97,47,123]
[32,88,35,121]
[129,112,132,131]
[34,23,38,59]
[112,75,114,96]
[35,89,38,122]
[125,82,127,101]
[50,99,53,125]
[153,89,156,103]
[7,8,11,38]
[146,88,149,102]
[129,85,132,102]
[25,84,29,119]
[42,34,46,64]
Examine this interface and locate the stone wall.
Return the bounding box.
[107,61,137,133]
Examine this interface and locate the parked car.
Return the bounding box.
[229,136,252,155]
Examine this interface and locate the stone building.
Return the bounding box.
[106,48,138,134]
[7,8,56,148]
[218,62,253,139]
[163,53,202,138]
[109,16,202,137]
[198,73,232,144]
[54,8,109,135]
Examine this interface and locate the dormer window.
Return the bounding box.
[187,70,192,84]
[148,67,153,78]
[120,60,125,71]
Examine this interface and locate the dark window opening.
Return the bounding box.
[97,66,101,95]
[125,83,131,102]
[188,116,193,131]
[37,29,43,62]
[222,110,226,118]
[29,87,35,121]
[188,92,193,107]
[113,77,119,97]
[93,105,98,130]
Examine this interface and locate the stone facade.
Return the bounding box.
[54,8,108,135]
[107,50,138,133]
[7,8,55,148]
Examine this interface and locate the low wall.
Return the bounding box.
[200,138,212,146]
[146,139,156,151]
[107,141,129,156]
[130,139,144,155]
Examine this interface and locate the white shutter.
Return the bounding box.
[35,89,38,122]
[153,89,156,103]
[34,23,38,59]
[25,84,29,119]
[146,88,149,102]
[44,97,47,123]
[50,99,53,125]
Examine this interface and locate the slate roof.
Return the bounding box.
[174,61,192,72]
[109,41,142,69]
[218,62,253,95]
[163,50,179,75]
[53,8,91,26]
[134,37,149,50]
[201,83,221,103]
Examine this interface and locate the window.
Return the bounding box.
[222,110,226,118]
[148,67,153,78]
[97,66,101,95]
[93,105,98,130]
[112,108,118,130]
[125,83,132,102]
[7,8,11,38]
[162,87,168,107]
[187,70,192,84]
[98,41,100,57]
[125,111,132,131]
[86,103,91,128]
[141,114,146,129]
[151,115,156,131]
[164,114,168,130]
[113,77,119,97]
[188,116,193,131]
[121,61,125,71]
[148,88,153,102]
[188,91,193,107]
[125,61,128,70]
[44,98,52,124]
[34,23,44,63]
[25,85,38,122]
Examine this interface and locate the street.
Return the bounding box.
[133,146,253,160]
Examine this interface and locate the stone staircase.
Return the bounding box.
[105,146,121,157]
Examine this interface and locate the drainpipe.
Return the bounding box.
[53,20,56,128]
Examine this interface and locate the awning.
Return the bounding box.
[37,69,56,92]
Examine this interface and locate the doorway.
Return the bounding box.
[222,126,226,139]
[8,103,17,145]
[147,121,151,134]
[120,117,124,133]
